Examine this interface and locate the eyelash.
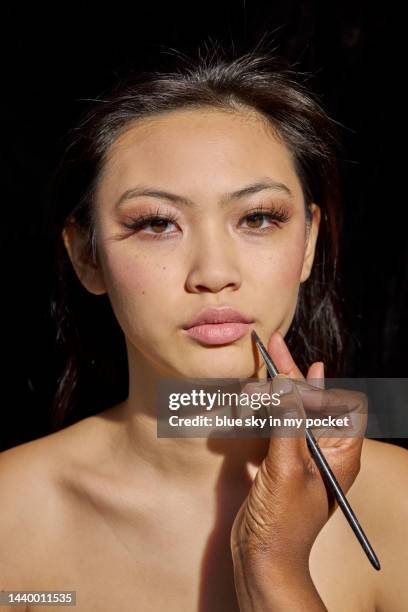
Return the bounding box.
[122,204,290,240]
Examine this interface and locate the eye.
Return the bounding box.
[240,204,290,231]
[122,207,179,238]
[139,216,176,234]
[120,203,290,241]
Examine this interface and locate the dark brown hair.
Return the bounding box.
[46,44,346,431]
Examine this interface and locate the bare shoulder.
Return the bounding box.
[354,438,408,508]
[350,439,408,610]
[361,436,408,469]
[0,415,104,588]
[310,439,407,611]
[355,438,408,548]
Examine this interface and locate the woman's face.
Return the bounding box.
[66,107,320,379]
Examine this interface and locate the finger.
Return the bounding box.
[305,364,331,441]
[267,378,315,470]
[267,331,305,380]
[307,361,325,390]
[266,333,322,465]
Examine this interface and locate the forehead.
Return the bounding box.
[96,107,304,205]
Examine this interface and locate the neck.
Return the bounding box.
[113,343,269,490]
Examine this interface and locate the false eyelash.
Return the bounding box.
[122,207,180,231]
[243,203,290,224]
[121,202,291,235]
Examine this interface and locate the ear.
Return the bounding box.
[300,203,321,283]
[62,219,107,295]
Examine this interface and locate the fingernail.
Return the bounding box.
[321,362,325,377]
[274,376,292,395]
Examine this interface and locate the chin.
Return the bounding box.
[183,360,256,381]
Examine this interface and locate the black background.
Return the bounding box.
[1,2,406,451]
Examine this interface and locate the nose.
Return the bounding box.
[184,226,242,294]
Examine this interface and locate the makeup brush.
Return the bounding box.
[251,329,381,571]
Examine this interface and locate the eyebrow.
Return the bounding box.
[114,178,294,210]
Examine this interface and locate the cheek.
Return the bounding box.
[98,246,178,336]
[244,225,306,331]
[250,226,306,290]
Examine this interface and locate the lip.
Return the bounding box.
[182,306,254,346]
[183,306,253,329]
[183,322,252,345]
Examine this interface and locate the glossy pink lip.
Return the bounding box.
[183,322,252,345]
[182,306,254,345]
